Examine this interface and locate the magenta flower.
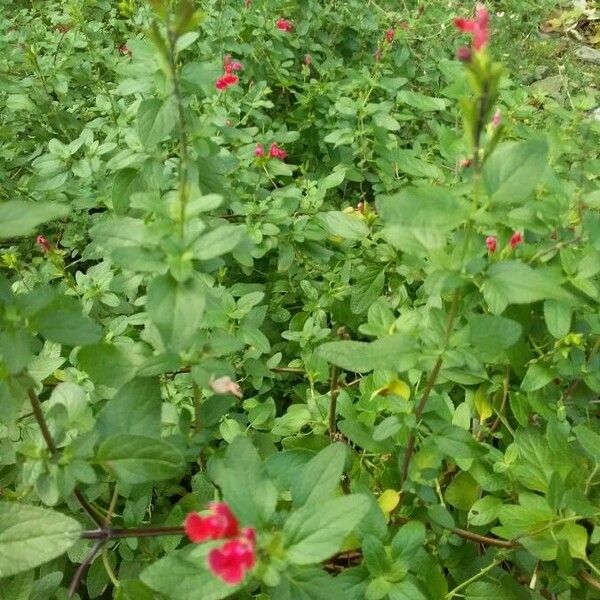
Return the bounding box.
[454,4,490,51]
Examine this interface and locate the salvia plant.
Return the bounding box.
[0,0,599,599]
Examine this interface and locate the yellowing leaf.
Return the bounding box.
[372,379,411,401]
[378,489,400,514]
[474,385,493,421]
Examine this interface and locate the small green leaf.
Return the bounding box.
[318,211,369,241]
[317,334,417,373]
[543,300,572,338]
[468,496,503,526]
[0,502,81,578]
[573,425,600,461]
[292,443,348,508]
[0,201,69,239]
[137,98,177,148]
[147,274,206,353]
[96,434,185,484]
[283,495,370,564]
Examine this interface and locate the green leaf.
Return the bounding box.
[318,211,369,241]
[573,425,600,462]
[520,363,553,392]
[272,566,348,600]
[351,269,385,315]
[141,544,241,600]
[468,314,522,354]
[483,137,549,205]
[147,274,206,353]
[112,169,140,214]
[137,98,177,147]
[33,296,102,346]
[468,496,503,526]
[388,578,427,600]
[317,334,417,373]
[96,377,162,438]
[482,261,575,314]
[0,502,81,578]
[396,91,448,111]
[292,443,347,508]
[192,225,245,260]
[283,495,370,564]
[0,201,70,239]
[207,436,277,526]
[444,472,480,510]
[390,521,426,559]
[393,150,444,180]
[77,342,148,388]
[377,186,469,254]
[96,434,185,484]
[543,300,572,339]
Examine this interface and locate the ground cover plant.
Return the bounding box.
[1,0,600,598]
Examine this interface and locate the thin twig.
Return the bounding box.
[28,388,104,526]
[328,365,340,439]
[28,388,58,455]
[400,289,461,484]
[489,366,510,435]
[81,526,185,540]
[68,539,104,599]
[451,527,516,549]
[579,570,600,591]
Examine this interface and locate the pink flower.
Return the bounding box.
[36,235,51,253]
[385,28,395,43]
[510,231,523,249]
[119,44,132,56]
[454,4,490,51]
[491,108,501,127]
[216,73,239,91]
[459,157,473,168]
[254,143,265,158]
[485,236,497,253]
[224,55,243,73]
[209,375,243,399]
[185,503,240,543]
[207,529,256,585]
[276,18,293,33]
[456,46,472,62]
[269,142,287,160]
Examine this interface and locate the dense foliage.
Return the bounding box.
[1,0,599,599]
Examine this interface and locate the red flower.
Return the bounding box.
[216,73,239,91]
[119,44,132,56]
[185,503,240,542]
[207,528,256,585]
[454,4,490,51]
[36,235,51,253]
[456,46,472,62]
[276,18,293,33]
[485,236,497,253]
[510,231,523,248]
[269,142,287,160]
[385,28,395,43]
[254,143,264,157]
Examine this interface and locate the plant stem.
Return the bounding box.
[167,29,190,239]
[68,539,104,599]
[451,527,516,549]
[328,365,340,439]
[28,388,58,455]
[81,526,185,540]
[400,288,461,484]
[579,570,600,591]
[446,554,506,599]
[28,388,104,526]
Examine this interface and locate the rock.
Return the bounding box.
[575,45,600,64]
[530,75,563,98]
